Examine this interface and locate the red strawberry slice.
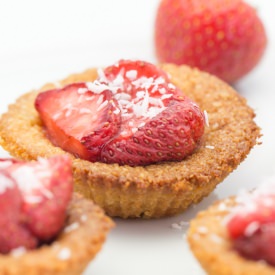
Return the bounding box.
[0,170,37,253]
[35,60,205,166]
[102,59,171,94]
[4,155,73,241]
[99,60,205,165]
[101,96,205,166]
[100,59,186,138]
[233,223,275,266]
[227,194,275,239]
[226,185,275,265]
[35,83,121,162]
[154,0,267,83]
[102,59,182,98]
[104,59,170,81]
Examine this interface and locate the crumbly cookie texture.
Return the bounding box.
[0,193,114,275]
[187,197,275,275]
[0,64,260,218]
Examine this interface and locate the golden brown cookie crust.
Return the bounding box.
[0,64,260,218]
[187,197,275,275]
[0,193,114,275]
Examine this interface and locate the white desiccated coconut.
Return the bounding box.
[11,246,27,257]
[210,234,223,244]
[197,226,208,234]
[57,247,71,260]
[10,161,53,204]
[171,220,189,230]
[125,70,137,80]
[79,108,92,114]
[171,223,182,230]
[80,214,88,222]
[205,145,215,150]
[64,222,79,233]
[244,221,260,237]
[204,110,209,127]
[77,88,88,94]
[86,81,110,94]
[0,173,14,194]
[97,100,109,112]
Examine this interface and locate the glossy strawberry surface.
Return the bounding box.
[0,155,73,253]
[233,223,275,266]
[35,83,121,162]
[227,194,275,239]
[154,0,267,83]
[0,171,37,253]
[35,60,205,166]
[227,184,275,266]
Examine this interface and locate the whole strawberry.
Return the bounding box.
[154,0,267,83]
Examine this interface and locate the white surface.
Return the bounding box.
[0,1,275,274]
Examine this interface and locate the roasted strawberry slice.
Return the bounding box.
[35,60,205,166]
[226,182,275,266]
[227,194,275,239]
[99,59,188,140]
[35,83,121,162]
[233,223,275,266]
[0,170,37,253]
[3,155,73,241]
[101,96,205,166]
[101,59,182,97]
[103,59,170,81]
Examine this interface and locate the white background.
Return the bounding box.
[0,1,275,274]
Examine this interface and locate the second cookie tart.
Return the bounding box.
[0,60,260,218]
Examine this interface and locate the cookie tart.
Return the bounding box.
[0,155,113,275]
[0,59,260,218]
[187,178,275,275]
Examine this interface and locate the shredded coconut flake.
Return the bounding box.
[160,94,173,100]
[218,202,228,211]
[57,247,71,260]
[97,100,109,112]
[113,108,120,115]
[204,110,209,127]
[159,87,166,94]
[11,247,27,257]
[226,176,275,229]
[210,234,223,244]
[168,83,176,89]
[244,221,260,237]
[0,173,14,194]
[205,145,215,149]
[171,220,189,230]
[197,226,208,234]
[80,214,87,222]
[77,88,88,94]
[79,108,92,114]
[125,70,137,80]
[154,76,166,85]
[10,161,53,204]
[64,222,79,233]
[86,81,109,94]
[171,223,182,230]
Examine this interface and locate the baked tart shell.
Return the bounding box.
[0,193,114,275]
[0,64,260,218]
[187,197,275,275]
